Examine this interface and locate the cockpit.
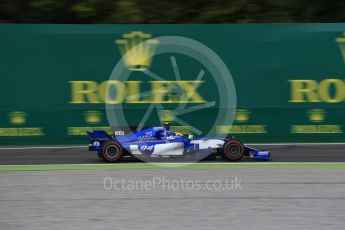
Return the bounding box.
[162,123,194,141]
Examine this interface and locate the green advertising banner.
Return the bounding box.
[1,24,345,145]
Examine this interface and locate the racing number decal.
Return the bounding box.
[140,145,154,151]
[139,145,155,154]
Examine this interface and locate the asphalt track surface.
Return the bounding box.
[0,144,345,165]
[1,145,345,229]
[1,168,345,229]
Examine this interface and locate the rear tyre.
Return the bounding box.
[101,141,123,162]
[223,140,244,161]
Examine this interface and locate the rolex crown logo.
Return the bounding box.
[8,111,27,125]
[159,110,176,123]
[234,109,250,122]
[84,110,102,124]
[336,32,345,64]
[116,31,159,71]
[307,109,326,122]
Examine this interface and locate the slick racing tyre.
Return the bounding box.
[223,140,244,161]
[101,141,123,162]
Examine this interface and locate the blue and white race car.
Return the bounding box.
[87,123,270,162]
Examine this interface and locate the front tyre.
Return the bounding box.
[223,140,244,161]
[101,141,123,162]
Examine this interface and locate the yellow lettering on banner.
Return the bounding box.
[289,79,345,103]
[99,80,125,104]
[291,125,343,134]
[69,80,207,104]
[149,81,175,102]
[125,81,142,103]
[69,81,100,103]
[0,128,44,136]
[178,81,206,103]
[289,80,320,102]
[318,79,345,103]
[217,125,267,134]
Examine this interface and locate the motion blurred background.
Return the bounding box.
[1,0,345,23]
[1,1,345,146]
[1,3,345,230]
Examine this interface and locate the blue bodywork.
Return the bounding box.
[87,125,270,160]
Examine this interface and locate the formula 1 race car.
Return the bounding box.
[87,123,270,162]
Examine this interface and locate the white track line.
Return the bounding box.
[0,143,345,150]
[0,146,86,150]
[1,162,345,167]
[250,143,345,146]
[148,162,345,165]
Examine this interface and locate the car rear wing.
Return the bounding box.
[87,130,112,141]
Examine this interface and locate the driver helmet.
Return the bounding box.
[175,131,183,136]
